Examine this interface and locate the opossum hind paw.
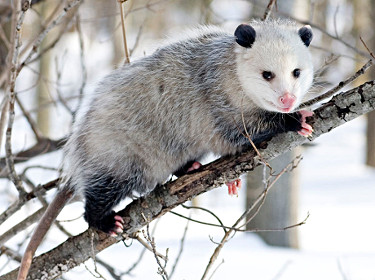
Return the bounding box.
[109,215,125,236]
[226,179,241,197]
[86,211,125,235]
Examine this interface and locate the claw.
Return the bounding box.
[298,110,314,137]
[186,161,202,173]
[115,221,124,230]
[114,215,124,223]
[109,231,118,237]
[226,179,241,197]
[112,215,124,234]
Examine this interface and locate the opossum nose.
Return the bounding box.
[279,93,296,107]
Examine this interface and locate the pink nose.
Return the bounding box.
[279,93,296,108]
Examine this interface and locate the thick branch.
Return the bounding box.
[2,80,375,280]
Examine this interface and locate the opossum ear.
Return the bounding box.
[298,25,313,47]
[235,24,256,48]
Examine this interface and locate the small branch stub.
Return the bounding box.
[118,0,130,64]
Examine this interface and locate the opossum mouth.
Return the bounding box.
[265,100,294,113]
[279,107,293,113]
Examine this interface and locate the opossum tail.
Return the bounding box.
[17,187,73,280]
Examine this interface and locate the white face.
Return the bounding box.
[235,27,314,113]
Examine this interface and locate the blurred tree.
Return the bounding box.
[35,1,53,137]
[245,0,310,248]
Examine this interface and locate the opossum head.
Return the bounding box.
[234,20,313,113]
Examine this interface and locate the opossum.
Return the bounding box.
[18,19,314,279]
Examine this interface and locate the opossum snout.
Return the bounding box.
[279,93,296,108]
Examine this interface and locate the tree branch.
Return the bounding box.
[2,80,375,280]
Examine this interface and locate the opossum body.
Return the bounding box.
[63,19,314,234]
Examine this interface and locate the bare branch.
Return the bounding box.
[299,59,373,108]
[263,0,277,21]
[118,0,130,64]
[0,178,59,225]
[169,218,189,279]
[15,95,42,141]
[73,14,87,120]
[2,79,373,280]
[17,0,83,77]
[201,156,302,280]
[0,138,66,176]
[4,0,32,196]
[0,207,46,246]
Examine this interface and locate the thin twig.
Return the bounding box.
[89,232,107,280]
[0,24,10,49]
[0,178,59,225]
[239,157,302,229]
[169,218,189,279]
[272,260,292,280]
[0,207,46,246]
[333,5,340,38]
[122,221,160,276]
[15,95,43,141]
[143,223,169,280]
[73,14,87,120]
[337,258,349,280]
[247,213,310,233]
[129,18,146,57]
[170,208,309,233]
[240,110,272,170]
[96,258,121,280]
[25,5,78,66]
[275,12,371,59]
[0,97,9,155]
[4,0,31,196]
[298,59,373,108]
[181,204,227,233]
[201,156,302,280]
[135,233,167,261]
[263,0,277,21]
[17,0,83,76]
[54,55,74,115]
[207,259,224,280]
[118,0,130,64]
[360,37,375,60]
[0,246,23,263]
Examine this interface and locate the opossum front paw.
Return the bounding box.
[226,179,241,196]
[297,110,314,137]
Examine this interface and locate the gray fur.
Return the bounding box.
[62,20,314,232]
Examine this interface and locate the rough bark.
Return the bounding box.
[2,80,375,280]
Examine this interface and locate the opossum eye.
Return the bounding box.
[292,68,301,78]
[262,71,275,81]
